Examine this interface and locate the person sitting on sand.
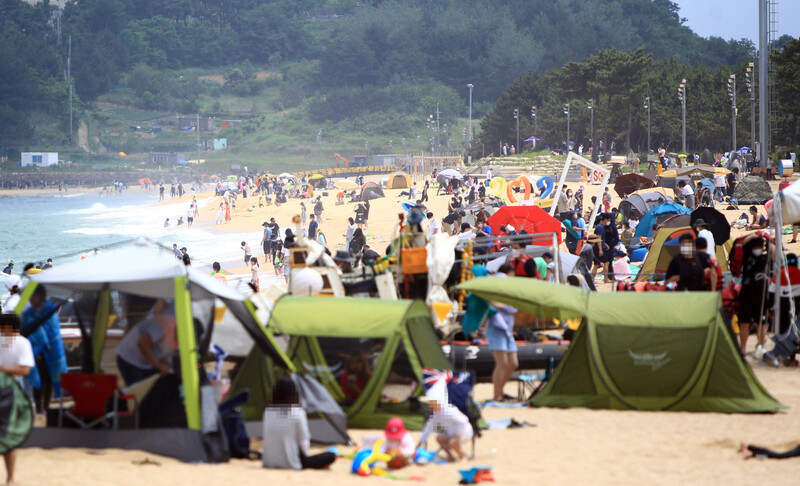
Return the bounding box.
[382,417,416,469]
[746,205,768,230]
[262,377,336,470]
[418,384,472,463]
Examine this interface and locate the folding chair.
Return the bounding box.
[58,374,138,429]
[422,369,481,459]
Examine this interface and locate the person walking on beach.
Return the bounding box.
[241,241,252,265]
[300,202,307,228]
[170,184,176,198]
[345,217,357,249]
[225,202,231,223]
[186,205,194,229]
[362,200,370,229]
[261,222,273,264]
[421,180,430,203]
[159,185,165,201]
[216,203,224,225]
[0,313,34,485]
[354,203,366,229]
[314,197,324,222]
[250,257,260,292]
[487,264,519,402]
[308,214,318,241]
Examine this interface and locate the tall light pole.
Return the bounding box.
[564,103,570,151]
[746,62,756,152]
[531,106,537,149]
[467,84,474,149]
[727,74,737,154]
[758,0,769,167]
[644,96,650,156]
[416,135,421,153]
[587,99,594,157]
[513,108,519,154]
[678,79,687,154]
[316,130,322,170]
[365,141,370,163]
[389,139,393,152]
[435,103,441,154]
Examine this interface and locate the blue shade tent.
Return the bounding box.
[633,202,692,239]
[696,178,715,192]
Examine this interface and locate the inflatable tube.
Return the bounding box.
[442,339,568,382]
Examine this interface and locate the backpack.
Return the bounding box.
[512,255,539,279]
[728,231,772,278]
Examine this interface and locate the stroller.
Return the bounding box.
[421,369,482,458]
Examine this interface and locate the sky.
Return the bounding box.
[673,0,800,43]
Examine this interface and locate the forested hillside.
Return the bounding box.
[0,0,762,158]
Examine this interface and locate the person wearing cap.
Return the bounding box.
[417,384,472,463]
[382,417,415,468]
[693,219,715,258]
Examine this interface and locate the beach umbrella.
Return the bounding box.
[278,172,297,179]
[118,152,127,157]
[487,205,562,245]
[138,177,152,185]
[335,180,358,190]
[438,169,463,180]
[309,174,325,180]
[691,207,731,244]
[614,173,655,197]
[209,174,220,181]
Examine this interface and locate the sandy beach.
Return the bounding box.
[14,367,800,486]
[7,170,800,484]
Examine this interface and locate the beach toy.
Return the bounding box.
[414,447,438,465]
[351,439,392,477]
[536,176,554,199]
[458,466,495,484]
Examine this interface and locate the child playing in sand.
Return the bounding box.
[417,385,472,463]
[382,417,415,469]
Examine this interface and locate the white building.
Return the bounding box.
[21,152,59,167]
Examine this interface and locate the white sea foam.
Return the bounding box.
[64,202,108,215]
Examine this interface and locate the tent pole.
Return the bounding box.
[772,196,783,336]
[92,287,111,373]
[550,152,573,217]
[13,282,38,316]
[174,276,201,431]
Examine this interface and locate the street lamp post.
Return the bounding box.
[389,140,393,152]
[678,79,687,154]
[513,108,519,154]
[564,103,570,151]
[728,74,737,153]
[467,84,474,149]
[746,62,755,152]
[587,99,594,157]
[531,106,537,150]
[317,130,322,170]
[644,96,650,156]
[365,141,370,164]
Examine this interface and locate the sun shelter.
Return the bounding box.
[16,241,305,462]
[387,171,412,189]
[240,296,451,430]
[614,173,655,197]
[360,181,385,201]
[636,226,728,281]
[619,191,673,221]
[733,175,772,204]
[633,202,692,239]
[488,205,562,245]
[457,279,783,412]
[531,292,783,412]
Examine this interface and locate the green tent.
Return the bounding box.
[230,296,451,429]
[458,277,588,321]
[458,279,783,413]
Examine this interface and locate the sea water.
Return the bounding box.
[0,191,262,269]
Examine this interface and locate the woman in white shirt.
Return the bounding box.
[262,377,336,470]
